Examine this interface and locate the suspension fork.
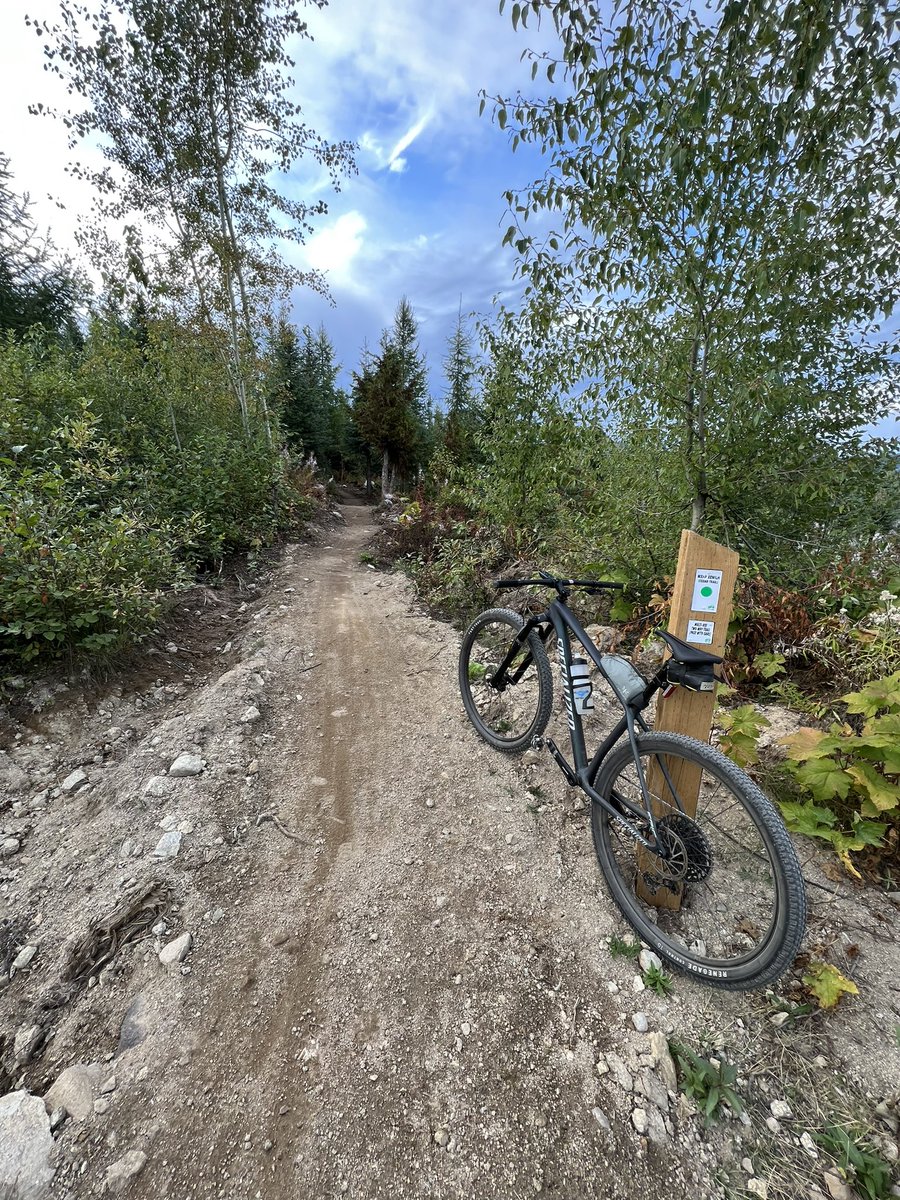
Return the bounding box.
[490,615,550,689]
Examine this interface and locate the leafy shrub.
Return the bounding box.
[717,703,771,766]
[0,402,184,663]
[778,672,900,875]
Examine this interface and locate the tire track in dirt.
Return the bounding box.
[98,505,721,1200]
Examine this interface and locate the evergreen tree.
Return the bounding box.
[442,312,481,464]
[0,153,82,340]
[352,342,419,497]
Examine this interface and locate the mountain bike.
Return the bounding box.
[458,572,806,991]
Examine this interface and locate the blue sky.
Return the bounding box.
[1,0,897,437]
[0,0,549,402]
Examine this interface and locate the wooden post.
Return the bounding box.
[638,530,740,910]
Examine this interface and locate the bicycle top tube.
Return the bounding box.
[494,571,624,599]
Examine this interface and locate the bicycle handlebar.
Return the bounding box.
[494,577,624,593]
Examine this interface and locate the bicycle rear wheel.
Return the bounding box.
[458,608,552,753]
[591,732,806,990]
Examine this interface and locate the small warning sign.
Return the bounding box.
[691,569,723,613]
[686,619,715,645]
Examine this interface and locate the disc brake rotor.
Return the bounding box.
[643,813,713,884]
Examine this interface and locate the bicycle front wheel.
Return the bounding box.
[591,732,806,990]
[458,608,552,753]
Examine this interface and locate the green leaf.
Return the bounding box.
[777,800,837,837]
[793,758,853,803]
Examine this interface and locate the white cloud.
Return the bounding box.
[303,210,367,282]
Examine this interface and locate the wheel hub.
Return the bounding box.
[644,813,712,884]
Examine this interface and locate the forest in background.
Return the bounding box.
[1,1,899,871]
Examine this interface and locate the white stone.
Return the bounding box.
[747,1179,768,1200]
[168,753,203,778]
[44,1063,102,1121]
[639,949,662,973]
[143,775,175,797]
[631,1107,649,1134]
[632,1012,649,1033]
[12,946,37,972]
[1,838,21,857]
[591,1106,610,1130]
[152,831,182,859]
[60,769,89,794]
[800,1131,819,1158]
[105,1150,148,1195]
[240,706,261,725]
[0,1091,54,1200]
[770,1099,792,1120]
[159,932,192,966]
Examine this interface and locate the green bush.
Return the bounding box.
[778,672,900,875]
[0,401,184,663]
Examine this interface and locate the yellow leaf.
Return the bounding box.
[803,961,859,1009]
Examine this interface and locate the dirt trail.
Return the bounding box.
[2,506,899,1200]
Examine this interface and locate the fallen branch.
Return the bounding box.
[255,812,312,845]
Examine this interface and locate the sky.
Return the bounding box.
[1,0,897,437]
[0,0,556,403]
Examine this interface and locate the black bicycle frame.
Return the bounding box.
[495,597,680,852]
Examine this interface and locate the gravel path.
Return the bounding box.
[2,504,898,1200]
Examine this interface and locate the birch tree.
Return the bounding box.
[30,0,355,438]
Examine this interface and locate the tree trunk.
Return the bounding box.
[381,449,390,499]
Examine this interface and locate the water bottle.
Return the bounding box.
[569,657,594,714]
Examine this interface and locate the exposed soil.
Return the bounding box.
[1,506,899,1200]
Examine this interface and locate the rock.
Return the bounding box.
[646,1107,668,1144]
[631,1107,649,1134]
[93,1098,109,1116]
[648,1032,678,1094]
[60,768,89,795]
[143,776,175,798]
[118,994,154,1052]
[152,831,182,859]
[747,1179,769,1200]
[632,1012,649,1033]
[12,946,37,973]
[240,706,261,725]
[247,759,259,775]
[769,1011,790,1027]
[800,1131,819,1158]
[13,1025,42,1066]
[168,753,203,778]
[636,1071,669,1112]
[1,838,21,858]
[823,1172,853,1200]
[812,1056,828,1069]
[159,932,192,966]
[605,1053,634,1093]
[0,1090,54,1199]
[48,1108,67,1133]
[770,1100,792,1120]
[206,908,225,925]
[99,1077,117,1096]
[104,1149,147,1194]
[639,949,662,973]
[632,975,645,993]
[591,1106,610,1130]
[120,840,134,859]
[766,1117,781,1134]
[433,1128,450,1148]
[44,1063,102,1121]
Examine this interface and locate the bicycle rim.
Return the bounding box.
[592,734,804,988]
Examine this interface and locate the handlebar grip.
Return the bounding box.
[494,579,523,589]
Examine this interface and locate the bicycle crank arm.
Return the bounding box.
[545,738,578,786]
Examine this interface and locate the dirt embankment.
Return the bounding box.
[1,505,898,1200]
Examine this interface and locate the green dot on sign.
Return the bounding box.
[701,585,713,597]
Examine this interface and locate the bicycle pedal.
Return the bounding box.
[530,735,545,750]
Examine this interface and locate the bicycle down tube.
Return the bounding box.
[492,598,670,852]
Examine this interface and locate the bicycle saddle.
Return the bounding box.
[659,630,723,666]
